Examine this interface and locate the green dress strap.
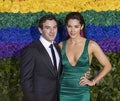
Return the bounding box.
[82,39,90,55]
[61,41,66,56]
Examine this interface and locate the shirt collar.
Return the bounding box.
[40,36,54,48]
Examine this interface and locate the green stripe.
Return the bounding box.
[0,10,120,28]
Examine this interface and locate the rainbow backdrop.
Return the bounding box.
[0,0,120,59]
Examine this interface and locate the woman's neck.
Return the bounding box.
[69,37,84,45]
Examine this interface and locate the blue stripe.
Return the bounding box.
[0,25,120,43]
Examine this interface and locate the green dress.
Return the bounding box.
[60,40,90,101]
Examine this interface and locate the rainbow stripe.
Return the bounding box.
[0,0,120,59]
[0,0,120,13]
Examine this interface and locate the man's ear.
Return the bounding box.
[81,24,84,30]
[38,27,42,34]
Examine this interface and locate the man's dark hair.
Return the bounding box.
[39,14,58,29]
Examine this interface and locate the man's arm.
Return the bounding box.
[20,47,35,98]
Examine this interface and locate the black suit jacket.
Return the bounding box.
[20,40,62,101]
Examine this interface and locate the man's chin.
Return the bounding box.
[50,37,56,41]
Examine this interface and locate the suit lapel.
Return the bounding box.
[35,40,57,75]
[54,43,62,75]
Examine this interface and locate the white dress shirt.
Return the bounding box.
[40,36,60,70]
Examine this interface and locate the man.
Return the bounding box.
[20,14,62,101]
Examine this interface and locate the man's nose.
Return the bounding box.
[50,28,54,33]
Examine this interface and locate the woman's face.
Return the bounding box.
[66,19,83,39]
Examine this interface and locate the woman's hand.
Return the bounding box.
[84,68,91,79]
[79,77,95,86]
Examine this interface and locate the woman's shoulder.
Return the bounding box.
[58,42,62,49]
[88,40,102,53]
[58,40,67,49]
[58,41,64,50]
[89,40,98,47]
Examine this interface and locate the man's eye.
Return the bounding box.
[67,26,71,28]
[45,27,50,29]
[75,26,79,28]
[54,27,57,29]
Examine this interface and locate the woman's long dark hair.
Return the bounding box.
[65,12,86,39]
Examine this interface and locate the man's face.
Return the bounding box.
[39,20,57,43]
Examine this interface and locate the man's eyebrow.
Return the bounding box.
[44,25,57,27]
[44,25,51,28]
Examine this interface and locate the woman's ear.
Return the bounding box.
[81,24,84,30]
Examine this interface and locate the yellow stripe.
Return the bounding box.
[0,0,120,13]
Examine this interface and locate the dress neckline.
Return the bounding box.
[65,40,87,67]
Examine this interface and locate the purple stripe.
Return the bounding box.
[0,42,31,59]
[96,38,120,53]
[0,39,120,59]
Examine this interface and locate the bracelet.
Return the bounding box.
[92,80,96,86]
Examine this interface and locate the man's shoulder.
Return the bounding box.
[23,40,40,51]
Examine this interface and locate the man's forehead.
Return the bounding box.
[43,20,57,26]
[44,19,57,23]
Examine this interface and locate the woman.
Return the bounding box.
[59,12,112,101]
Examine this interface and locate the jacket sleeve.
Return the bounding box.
[20,47,35,97]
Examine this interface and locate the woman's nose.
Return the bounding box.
[71,28,75,32]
